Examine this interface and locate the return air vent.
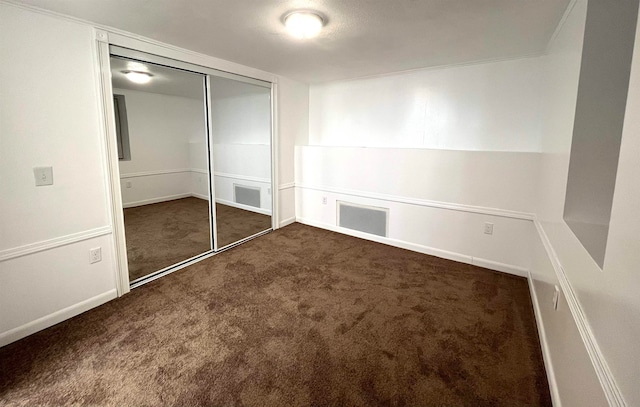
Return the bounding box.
[337,201,388,237]
[234,184,261,208]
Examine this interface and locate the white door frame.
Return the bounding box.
[94,29,280,296]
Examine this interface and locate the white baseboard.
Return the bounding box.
[296,217,528,278]
[472,257,528,277]
[191,192,210,201]
[215,198,272,216]
[0,289,117,348]
[122,193,192,208]
[534,220,626,407]
[527,271,562,406]
[279,216,296,228]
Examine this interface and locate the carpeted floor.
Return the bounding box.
[215,203,272,249]
[124,198,271,281]
[0,223,550,406]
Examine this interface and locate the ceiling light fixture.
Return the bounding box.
[284,11,324,39]
[122,70,153,84]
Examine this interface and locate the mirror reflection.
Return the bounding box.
[209,76,272,248]
[110,56,212,282]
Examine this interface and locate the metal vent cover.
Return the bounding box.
[337,201,388,237]
[234,184,261,208]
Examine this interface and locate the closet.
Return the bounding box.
[108,46,273,287]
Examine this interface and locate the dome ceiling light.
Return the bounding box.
[122,70,153,84]
[284,11,324,39]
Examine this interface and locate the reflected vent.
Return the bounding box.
[337,201,388,237]
[234,185,261,208]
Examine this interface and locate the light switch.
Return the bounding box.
[34,167,53,186]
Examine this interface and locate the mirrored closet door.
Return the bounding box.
[108,46,273,287]
[208,76,273,249]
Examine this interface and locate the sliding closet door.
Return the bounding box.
[207,75,273,250]
[109,51,214,284]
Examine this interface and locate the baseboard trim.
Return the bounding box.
[0,226,113,262]
[0,289,117,348]
[296,217,528,277]
[215,198,272,216]
[295,183,535,221]
[279,216,296,227]
[472,257,528,277]
[534,220,626,407]
[527,271,562,406]
[191,193,210,201]
[122,193,192,208]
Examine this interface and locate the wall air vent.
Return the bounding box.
[234,184,261,208]
[337,201,389,237]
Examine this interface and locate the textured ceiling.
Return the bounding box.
[16,0,571,83]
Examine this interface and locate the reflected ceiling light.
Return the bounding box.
[122,70,153,84]
[284,11,324,39]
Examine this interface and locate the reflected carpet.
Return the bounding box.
[124,198,270,281]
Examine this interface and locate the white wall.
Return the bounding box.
[114,88,208,207]
[300,55,545,274]
[533,0,640,405]
[309,57,543,152]
[0,3,304,346]
[562,0,639,268]
[0,4,117,345]
[295,146,537,273]
[277,76,309,225]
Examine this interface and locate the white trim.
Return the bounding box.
[110,45,272,89]
[527,270,562,407]
[130,252,215,288]
[296,217,528,278]
[279,182,295,190]
[0,289,117,347]
[296,183,535,221]
[122,193,193,209]
[119,169,191,179]
[191,192,210,201]
[271,83,279,230]
[545,0,579,54]
[215,198,272,216]
[95,31,130,297]
[215,172,270,184]
[472,257,528,277]
[0,226,112,262]
[279,216,296,227]
[534,220,627,407]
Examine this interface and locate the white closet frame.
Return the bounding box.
[94,29,280,296]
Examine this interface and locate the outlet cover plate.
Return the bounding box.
[34,167,53,186]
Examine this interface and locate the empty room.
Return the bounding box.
[0,1,638,406]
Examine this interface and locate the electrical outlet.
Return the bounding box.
[484,222,494,235]
[553,285,560,310]
[90,247,102,264]
[268,188,271,195]
[322,197,327,205]
[34,167,54,186]
[125,181,132,188]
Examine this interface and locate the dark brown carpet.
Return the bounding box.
[0,223,550,406]
[124,198,271,281]
[215,203,272,249]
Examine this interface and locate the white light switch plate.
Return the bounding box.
[34,167,53,186]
